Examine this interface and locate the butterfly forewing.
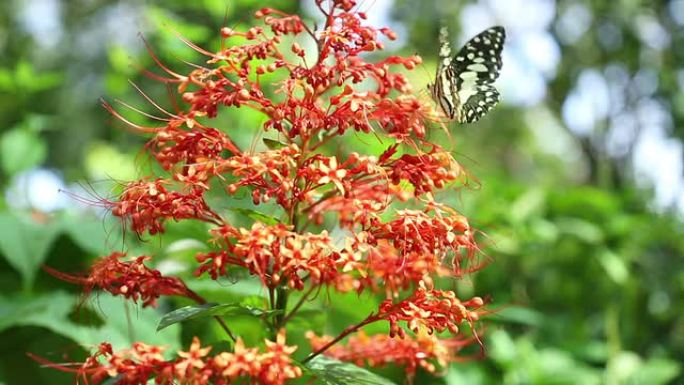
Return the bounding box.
[451,27,505,86]
[430,26,505,123]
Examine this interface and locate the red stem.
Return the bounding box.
[302,313,379,363]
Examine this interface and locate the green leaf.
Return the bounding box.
[60,212,118,255]
[263,138,286,150]
[0,67,13,90]
[229,208,281,225]
[0,128,47,176]
[14,60,62,92]
[0,213,61,289]
[84,142,137,181]
[555,217,604,244]
[305,356,397,385]
[597,249,629,285]
[633,357,681,385]
[0,292,180,352]
[157,302,281,331]
[509,188,545,223]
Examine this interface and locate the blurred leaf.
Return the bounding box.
[107,45,135,74]
[555,217,604,244]
[0,68,12,90]
[0,292,180,351]
[492,306,544,326]
[84,143,137,181]
[632,357,681,385]
[0,213,61,289]
[445,363,490,385]
[165,238,207,254]
[187,277,266,300]
[61,213,117,255]
[529,218,559,242]
[488,231,520,254]
[509,188,545,223]
[305,355,397,385]
[229,208,282,225]
[14,60,62,92]
[606,351,641,384]
[597,249,629,285]
[203,0,234,18]
[164,238,207,264]
[487,329,517,366]
[238,295,270,309]
[157,302,281,331]
[0,128,47,176]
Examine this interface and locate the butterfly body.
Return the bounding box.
[428,26,506,123]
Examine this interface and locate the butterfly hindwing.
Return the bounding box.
[459,84,500,123]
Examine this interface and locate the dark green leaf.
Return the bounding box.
[305,356,397,385]
[263,138,286,150]
[157,303,281,331]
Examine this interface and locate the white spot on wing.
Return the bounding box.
[467,63,488,72]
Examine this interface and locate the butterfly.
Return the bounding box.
[427,26,506,123]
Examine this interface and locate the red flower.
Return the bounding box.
[196,223,344,290]
[44,332,301,385]
[379,284,485,338]
[45,252,199,307]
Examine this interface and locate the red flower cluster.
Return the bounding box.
[45,252,199,307]
[110,179,221,235]
[46,0,493,383]
[196,223,342,290]
[378,284,485,338]
[307,330,476,379]
[50,332,300,385]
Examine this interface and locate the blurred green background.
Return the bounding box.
[1,0,683,384]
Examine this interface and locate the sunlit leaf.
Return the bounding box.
[305,355,397,385]
[491,306,544,326]
[0,128,47,176]
[597,249,629,284]
[555,217,604,244]
[229,208,282,225]
[157,303,281,331]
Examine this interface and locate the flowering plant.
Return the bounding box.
[43,1,489,383]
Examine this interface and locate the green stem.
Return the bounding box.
[282,285,316,325]
[274,287,289,330]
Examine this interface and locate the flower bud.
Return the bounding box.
[220,27,234,38]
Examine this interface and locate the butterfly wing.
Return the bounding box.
[459,84,500,123]
[451,27,505,123]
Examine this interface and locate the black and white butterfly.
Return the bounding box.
[427,26,505,123]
